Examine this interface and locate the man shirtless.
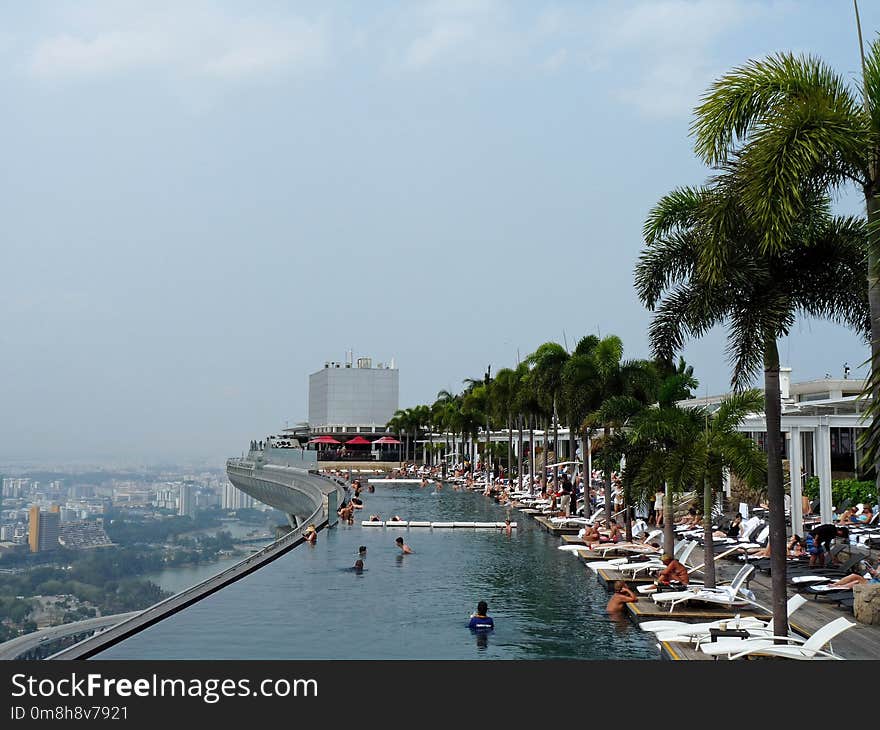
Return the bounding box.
[607,581,638,614]
[654,554,689,587]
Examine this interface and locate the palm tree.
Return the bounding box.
[588,393,650,539]
[515,367,543,494]
[694,390,767,588]
[491,368,519,482]
[561,336,601,515]
[637,175,869,634]
[626,391,765,584]
[587,335,657,522]
[527,343,570,487]
[690,36,880,478]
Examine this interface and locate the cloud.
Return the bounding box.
[395,0,522,70]
[27,4,327,80]
[594,0,782,118]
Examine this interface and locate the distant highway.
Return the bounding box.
[0,612,139,660]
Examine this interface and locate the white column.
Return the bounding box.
[817,419,833,524]
[723,469,732,497]
[789,426,803,537]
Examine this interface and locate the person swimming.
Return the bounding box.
[468,601,494,630]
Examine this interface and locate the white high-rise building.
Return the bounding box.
[222,482,254,510]
[178,484,195,518]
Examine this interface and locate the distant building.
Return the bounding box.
[222,482,254,510]
[178,484,195,518]
[58,521,113,550]
[28,505,61,553]
[307,355,399,436]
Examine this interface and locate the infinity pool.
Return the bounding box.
[97,483,657,659]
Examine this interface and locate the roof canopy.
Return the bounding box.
[346,436,372,445]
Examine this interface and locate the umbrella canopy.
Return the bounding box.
[346,436,372,445]
[309,435,341,444]
[373,435,402,444]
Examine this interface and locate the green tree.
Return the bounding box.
[637,175,868,632]
[584,335,657,521]
[527,343,570,486]
[690,35,880,480]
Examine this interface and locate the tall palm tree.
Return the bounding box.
[637,175,869,634]
[690,37,880,478]
[527,343,570,487]
[515,367,543,494]
[588,335,657,521]
[491,368,519,481]
[694,390,767,588]
[561,336,602,515]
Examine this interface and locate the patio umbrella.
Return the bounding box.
[373,436,402,444]
[308,435,341,444]
[346,436,372,445]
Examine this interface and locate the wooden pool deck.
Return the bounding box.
[511,502,880,660]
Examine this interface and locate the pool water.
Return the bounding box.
[96,483,657,659]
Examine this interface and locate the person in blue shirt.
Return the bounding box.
[468,601,494,630]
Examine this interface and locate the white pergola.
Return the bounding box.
[735,395,868,535]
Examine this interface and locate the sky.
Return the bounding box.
[1,0,878,466]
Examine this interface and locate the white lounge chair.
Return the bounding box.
[698,615,855,659]
[620,541,698,578]
[651,564,756,613]
[588,536,688,574]
[637,543,747,594]
[652,594,808,643]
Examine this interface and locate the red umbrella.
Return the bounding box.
[346,436,372,445]
[373,435,402,444]
[309,435,341,444]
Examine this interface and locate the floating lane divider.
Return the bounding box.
[360,521,516,528]
[367,478,436,484]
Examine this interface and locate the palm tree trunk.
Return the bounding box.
[543,418,551,491]
[664,481,675,554]
[568,426,576,513]
[529,417,535,495]
[703,475,716,589]
[507,414,513,486]
[764,338,788,640]
[867,193,880,491]
[582,429,591,518]
[603,426,613,525]
[553,397,559,487]
[517,415,524,492]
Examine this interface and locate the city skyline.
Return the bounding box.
[1,1,877,464]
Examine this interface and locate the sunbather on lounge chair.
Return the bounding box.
[823,559,880,589]
[654,554,689,588]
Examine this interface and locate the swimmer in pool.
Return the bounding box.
[468,601,494,630]
[395,537,413,554]
[606,581,638,614]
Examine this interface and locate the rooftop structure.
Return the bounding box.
[307,354,398,436]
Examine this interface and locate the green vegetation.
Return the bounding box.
[0,513,251,639]
[105,510,223,545]
[803,477,876,507]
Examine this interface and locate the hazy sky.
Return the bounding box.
[1,0,877,466]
